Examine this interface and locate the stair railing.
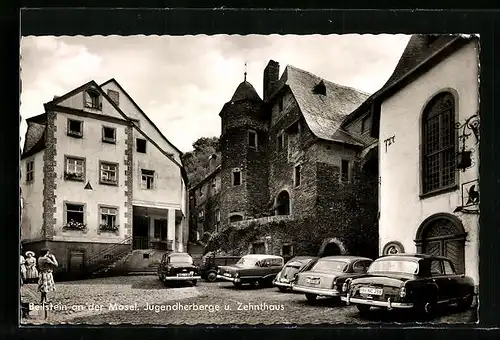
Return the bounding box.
[85,235,133,275]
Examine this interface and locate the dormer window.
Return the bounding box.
[84,89,102,110]
[313,80,326,95]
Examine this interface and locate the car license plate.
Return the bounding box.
[306,278,320,284]
[177,273,191,277]
[223,273,232,277]
[360,287,383,296]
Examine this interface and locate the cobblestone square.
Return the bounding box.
[20,276,477,325]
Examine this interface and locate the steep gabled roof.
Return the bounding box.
[341,34,466,128]
[100,78,184,157]
[42,79,189,184]
[271,65,369,146]
[230,81,262,102]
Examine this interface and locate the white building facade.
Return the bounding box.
[20,79,189,275]
[377,36,480,288]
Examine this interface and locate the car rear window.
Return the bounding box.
[368,259,418,275]
[311,260,348,272]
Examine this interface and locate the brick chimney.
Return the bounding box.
[263,60,280,101]
[208,154,218,173]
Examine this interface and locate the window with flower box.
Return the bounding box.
[64,203,86,231]
[99,206,118,232]
[64,156,85,181]
[100,161,118,186]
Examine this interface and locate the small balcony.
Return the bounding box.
[230,215,293,229]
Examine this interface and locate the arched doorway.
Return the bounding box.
[415,213,466,274]
[318,238,347,257]
[276,191,290,215]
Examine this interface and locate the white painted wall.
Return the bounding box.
[379,41,480,285]
[20,151,45,241]
[52,111,128,243]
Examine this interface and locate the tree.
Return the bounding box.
[181,136,221,185]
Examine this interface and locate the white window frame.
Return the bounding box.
[64,202,86,226]
[100,206,118,229]
[141,169,155,189]
[65,156,85,181]
[100,161,118,185]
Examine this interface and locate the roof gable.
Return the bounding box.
[100,78,183,157]
[278,65,369,146]
[53,81,125,121]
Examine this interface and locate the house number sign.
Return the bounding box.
[384,135,395,152]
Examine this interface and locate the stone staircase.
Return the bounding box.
[95,249,168,276]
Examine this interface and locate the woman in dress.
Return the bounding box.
[20,254,26,285]
[38,248,58,304]
[25,251,38,283]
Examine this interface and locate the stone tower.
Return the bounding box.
[219,79,269,229]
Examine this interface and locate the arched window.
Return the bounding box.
[422,92,456,194]
[276,191,290,215]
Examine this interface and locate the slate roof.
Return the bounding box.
[272,65,369,146]
[230,81,262,102]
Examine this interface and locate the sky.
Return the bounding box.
[20,34,410,153]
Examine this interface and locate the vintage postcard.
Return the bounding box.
[19,33,479,325]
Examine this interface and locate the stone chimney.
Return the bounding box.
[208,154,218,173]
[263,60,280,101]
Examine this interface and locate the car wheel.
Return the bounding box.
[278,287,288,293]
[357,304,371,316]
[206,271,217,282]
[192,280,197,286]
[233,282,242,289]
[305,293,317,302]
[419,300,437,319]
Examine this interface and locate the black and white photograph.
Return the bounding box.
[19,32,480,325]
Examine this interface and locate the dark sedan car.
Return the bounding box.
[292,256,373,302]
[341,254,475,316]
[273,256,317,292]
[158,252,201,286]
[217,254,284,288]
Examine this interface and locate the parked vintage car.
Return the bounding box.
[273,256,317,292]
[157,252,201,286]
[217,254,284,288]
[199,254,241,282]
[292,256,373,302]
[340,254,475,316]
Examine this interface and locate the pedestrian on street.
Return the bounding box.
[38,248,58,304]
[20,254,26,285]
[25,251,38,283]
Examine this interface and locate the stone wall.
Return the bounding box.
[42,111,57,239]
